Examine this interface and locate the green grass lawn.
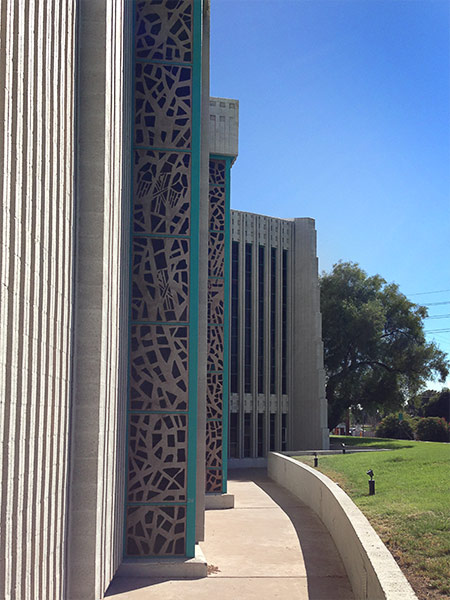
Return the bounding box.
[295,436,450,599]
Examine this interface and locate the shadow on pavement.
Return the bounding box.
[229,468,353,600]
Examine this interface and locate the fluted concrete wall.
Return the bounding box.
[0,2,76,599]
[291,218,329,450]
[67,1,131,598]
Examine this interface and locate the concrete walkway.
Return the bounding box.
[106,469,354,599]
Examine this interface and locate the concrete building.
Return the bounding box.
[229,212,328,460]
[0,1,327,598]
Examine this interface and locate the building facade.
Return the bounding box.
[229,212,328,459]
[0,1,327,599]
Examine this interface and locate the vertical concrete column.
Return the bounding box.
[0,2,76,598]
[291,218,329,450]
[68,1,130,598]
[196,0,210,542]
[275,219,282,449]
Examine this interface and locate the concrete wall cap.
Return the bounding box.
[268,452,417,600]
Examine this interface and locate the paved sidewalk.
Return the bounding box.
[106,469,354,599]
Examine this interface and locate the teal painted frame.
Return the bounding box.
[124,0,203,560]
[123,0,136,559]
[222,156,231,493]
[185,0,203,558]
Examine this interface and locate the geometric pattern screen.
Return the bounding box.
[127,0,198,557]
[206,159,227,492]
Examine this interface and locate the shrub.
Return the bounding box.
[376,414,415,440]
[416,417,449,442]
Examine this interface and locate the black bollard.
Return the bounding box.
[341,443,346,454]
[367,469,375,495]
[314,453,318,468]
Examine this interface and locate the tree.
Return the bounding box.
[409,389,438,417]
[423,388,450,422]
[320,262,449,430]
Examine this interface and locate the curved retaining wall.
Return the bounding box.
[268,452,417,600]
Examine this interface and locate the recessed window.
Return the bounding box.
[257,413,264,457]
[229,412,239,458]
[244,243,252,394]
[270,413,276,451]
[231,242,239,393]
[281,414,287,451]
[282,250,287,394]
[244,413,252,458]
[258,245,264,394]
[270,248,276,395]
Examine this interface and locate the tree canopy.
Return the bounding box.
[320,262,449,430]
[418,388,450,421]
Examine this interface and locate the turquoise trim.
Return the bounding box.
[222,156,232,493]
[131,321,189,326]
[135,58,194,67]
[129,410,189,416]
[132,233,190,239]
[123,0,137,558]
[185,0,203,559]
[135,146,192,153]
[210,153,234,160]
[128,501,188,507]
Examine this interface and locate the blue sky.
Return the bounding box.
[210,0,450,389]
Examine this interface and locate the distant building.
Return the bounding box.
[229,212,328,459]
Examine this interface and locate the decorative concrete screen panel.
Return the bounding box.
[127,0,202,559]
[133,150,191,236]
[205,158,230,493]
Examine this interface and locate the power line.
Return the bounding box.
[408,289,450,296]
[423,301,450,307]
[425,328,450,333]
[425,314,450,320]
